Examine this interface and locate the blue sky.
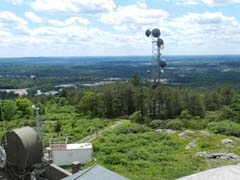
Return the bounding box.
[0,0,240,57]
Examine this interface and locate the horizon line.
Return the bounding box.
[0,54,240,59]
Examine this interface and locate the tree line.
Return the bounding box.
[2,76,240,127]
[31,77,239,123]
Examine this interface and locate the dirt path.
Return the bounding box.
[78,120,128,143]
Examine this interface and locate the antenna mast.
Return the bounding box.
[145,28,166,88]
[32,105,43,141]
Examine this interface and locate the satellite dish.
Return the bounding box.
[159,60,166,68]
[152,28,161,38]
[145,29,151,37]
[157,38,164,48]
[0,146,6,168]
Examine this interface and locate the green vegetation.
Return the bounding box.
[0,100,113,146]
[208,121,240,137]
[92,122,240,180]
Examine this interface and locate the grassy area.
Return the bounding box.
[90,122,240,180]
[0,104,113,146]
[1,102,240,180]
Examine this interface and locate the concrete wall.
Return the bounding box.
[45,164,72,180]
[52,148,92,166]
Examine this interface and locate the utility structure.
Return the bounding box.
[32,105,43,141]
[145,28,166,88]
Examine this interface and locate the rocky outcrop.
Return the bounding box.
[156,129,176,134]
[221,139,233,146]
[178,130,194,139]
[199,130,209,136]
[177,165,240,180]
[185,140,197,150]
[195,152,239,161]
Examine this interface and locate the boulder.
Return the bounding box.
[156,129,176,134]
[221,139,233,146]
[195,152,239,161]
[185,140,197,150]
[178,130,194,139]
[199,130,209,136]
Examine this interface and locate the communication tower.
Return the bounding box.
[145,28,166,88]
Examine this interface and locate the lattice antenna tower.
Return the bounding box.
[145,28,166,88]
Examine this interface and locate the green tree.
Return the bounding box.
[180,109,191,120]
[230,93,240,122]
[187,93,205,118]
[131,74,141,87]
[77,92,100,117]
[2,100,17,120]
[204,92,223,111]
[55,120,62,133]
[15,98,33,117]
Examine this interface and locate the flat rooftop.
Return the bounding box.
[66,143,92,150]
[47,143,92,151]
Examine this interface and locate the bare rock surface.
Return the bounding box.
[177,164,240,180]
[221,139,233,146]
[156,129,176,134]
[185,140,197,150]
[195,152,239,161]
[178,130,194,139]
[199,130,209,136]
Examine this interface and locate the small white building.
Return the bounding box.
[47,142,93,166]
[36,90,42,96]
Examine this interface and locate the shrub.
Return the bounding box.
[129,111,143,123]
[205,111,220,122]
[149,120,166,129]
[165,119,184,130]
[184,119,208,130]
[116,123,151,135]
[180,109,191,120]
[220,106,235,120]
[208,120,240,137]
[54,120,62,133]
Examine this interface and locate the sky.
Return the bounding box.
[0,0,240,57]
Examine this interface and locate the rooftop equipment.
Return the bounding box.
[2,126,43,169]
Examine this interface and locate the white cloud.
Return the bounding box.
[31,0,115,13]
[0,11,28,32]
[0,15,145,56]
[1,7,240,56]
[202,0,240,6]
[25,11,42,23]
[166,12,240,46]
[100,1,169,31]
[8,0,23,5]
[48,17,90,26]
[175,0,240,6]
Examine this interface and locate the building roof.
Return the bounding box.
[62,165,129,180]
[47,143,92,151]
[66,143,92,150]
[177,165,240,180]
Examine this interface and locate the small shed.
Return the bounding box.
[62,165,129,180]
[47,141,92,166]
